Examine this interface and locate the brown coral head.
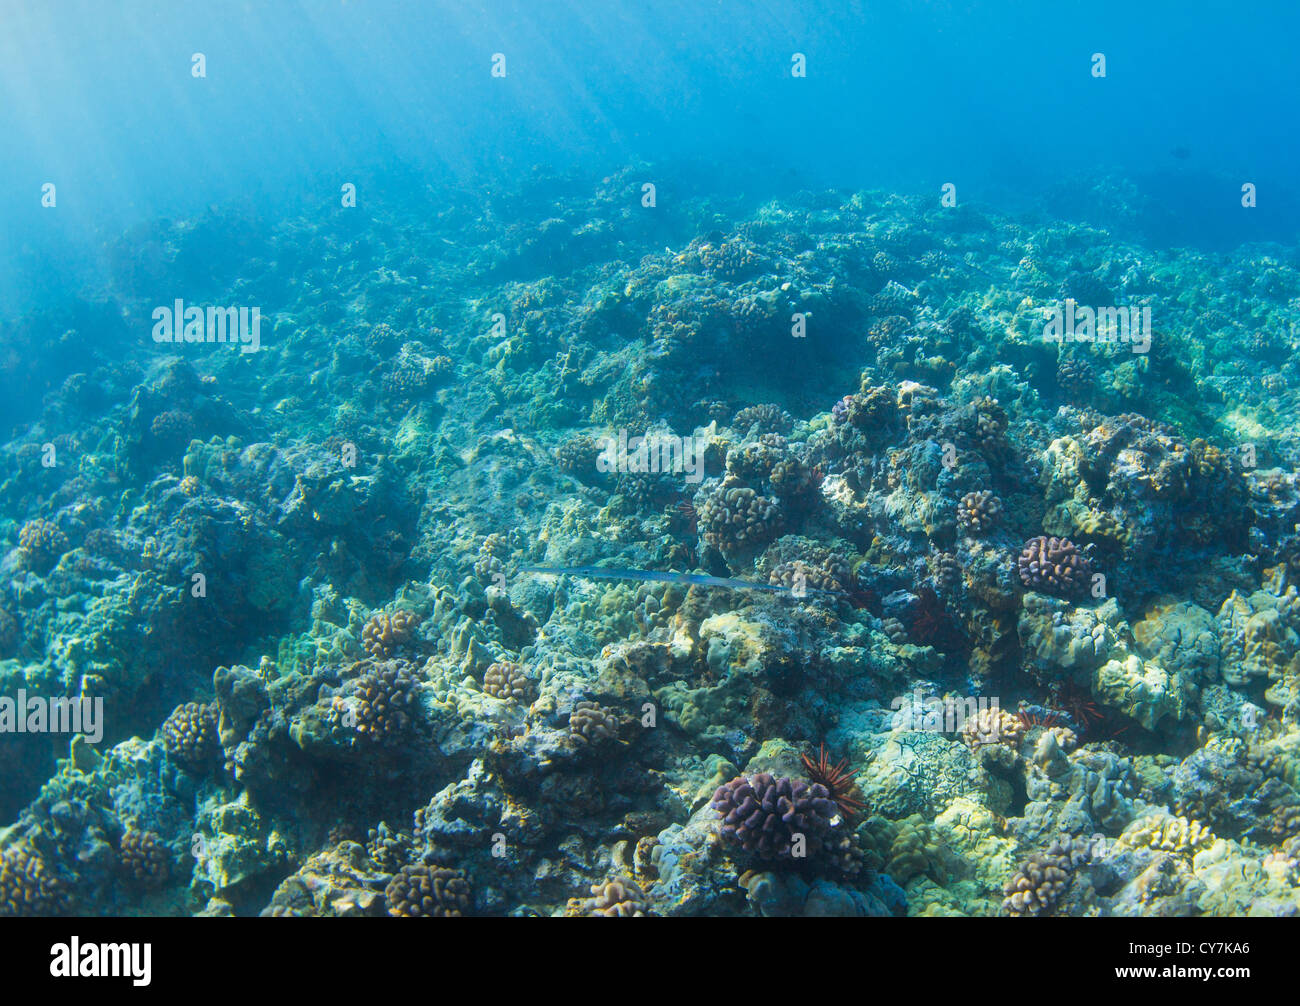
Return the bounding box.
[569,877,650,917]
[569,700,619,744]
[696,484,783,555]
[149,408,195,447]
[384,863,471,917]
[341,660,419,744]
[482,661,535,703]
[119,828,170,887]
[0,843,71,916]
[957,490,1002,535]
[361,609,422,659]
[161,701,219,771]
[16,519,68,571]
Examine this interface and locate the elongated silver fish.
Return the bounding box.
[518,565,847,597]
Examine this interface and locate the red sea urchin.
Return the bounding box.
[801,743,864,819]
[1046,680,1124,740]
[908,586,963,651]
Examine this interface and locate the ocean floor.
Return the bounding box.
[2,166,1300,916]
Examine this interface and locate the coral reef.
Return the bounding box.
[4,167,1300,920]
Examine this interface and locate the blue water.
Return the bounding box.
[2,0,1299,326]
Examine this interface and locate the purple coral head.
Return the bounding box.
[831,395,854,425]
[711,772,838,859]
[1017,535,1093,597]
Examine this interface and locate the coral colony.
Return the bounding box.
[3,19,1300,925]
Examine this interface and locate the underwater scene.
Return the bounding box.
[1,0,1299,930]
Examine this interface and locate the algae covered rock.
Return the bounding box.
[192,792,293,896]
[1133,597,1220,684]
[1092,653,1193,731]
[1018,594,1120,675]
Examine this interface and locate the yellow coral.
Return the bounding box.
[1118,814,1214,857]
